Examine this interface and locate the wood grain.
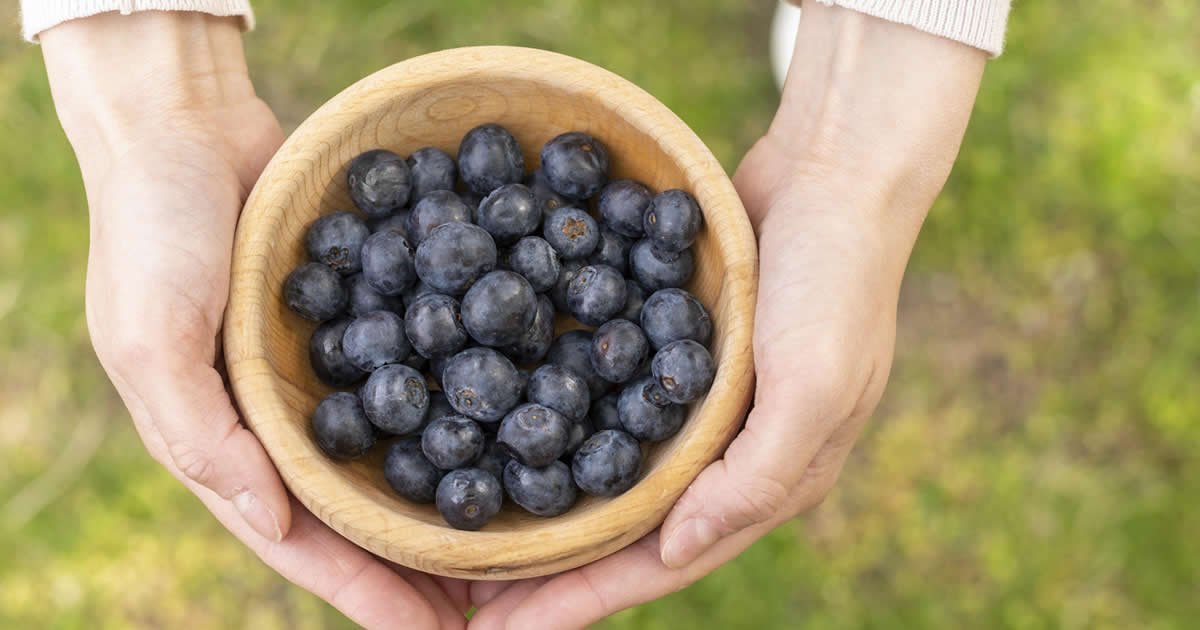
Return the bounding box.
[224,46,757,580]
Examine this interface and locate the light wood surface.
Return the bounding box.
[224,46,757,580]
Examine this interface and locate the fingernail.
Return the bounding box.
[233,490,282,543]
[662,519,720,569]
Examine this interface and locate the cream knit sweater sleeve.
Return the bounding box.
[20,0,255,41]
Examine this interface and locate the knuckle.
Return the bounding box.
[167,440,217,488]
[727,474,790,527]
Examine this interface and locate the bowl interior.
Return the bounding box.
[228,47,755,578]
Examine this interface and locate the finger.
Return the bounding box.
[393,565,473,618]
[469,581,519,608]
[465,577,551,630]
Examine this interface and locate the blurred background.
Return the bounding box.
[1,0,1197,628]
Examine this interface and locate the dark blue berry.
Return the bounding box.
[347,273,404,318]
[415,222,498,295]
[540,132,609,200]
[342,310,410,372]
[421,416,485,470]
[459,124,525,196]
[640,288,713,350]
[360,363,429,435]
[589,319,649,384]
[284,262,347,321]
[547,330,609,399]
[587,228,633,275]
[525,169,572,217]
[543,207,600,260]
[476,183,542,245]
[368,211,410,236]
[589,393,623,432]
[564,417,594,456]
[618,280,646,323]
[436,468,503,531]
[312,392,375,459]
[571,430,642,497]
[309,318,367,388]
[527,364,591,421]
[361,230,417,296]
[405,190,473,245]
[504,460,577,517]
[347,149,411,217]
[406,147,457,201]
[598,179,653,238]
[652,339,716,404]
[506,236,561,293]
[550,259,584,313]
[501,294,555,364]
[629,239,694,291]
[306,211,370,274]
[475,438,513,487]
[566,264,628,326]
[384,437,444,503]
[404,293,468,359]
[461,270,537,347]
[644,189,702,253]
[497,403,572,467]
[441,347,524,423]
[617,376,685,442]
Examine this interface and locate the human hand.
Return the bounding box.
[42,12,468,628]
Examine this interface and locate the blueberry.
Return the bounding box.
[547,330,609,399]
[461,270,537,347]
[564,417,594,456]
[629,239,694,291]
[504,460,577,517]
[617,376,685,442]
[598,180,653,238]
[618,280,646,323]
[347,149,411,217]
[441,347,524,423]
[571,430,642,497]
[527,364,591,421]
[425,390,456,424]
[368,211,410,236]
[459,190,484,212]
[309,317,367,388]
[550,259,585,313]
[644,189,702,253]
[589,393,623,432]
[587,228,633,275]
[406,147,457,201]
[415,222,498,295]
[652,339,716,404]
[540,132,609,200]
[421,416,485,469]
[497,403,572,467]
[543,207,600,260]
[640,288,713,350]
[384,437,444,503]
[312,392,375,459]
[476,183,542,245]
[506,236,561,293]
[525,169,572,217]
[404,293,468,359]
[306,211,370,274]
[361,230,417,296]
[360,364,429,435]
[401,279,438,310]
[459,124,525,196]
[566,264,628,326]
[284,262,347,321]
[429,352,453,388]
[405,190,473,245]
[342,311,410,372]
[589,319,649,384]
[500,294,555,364]
[436,468,503,531]
[347,273,404,318]
[475,438,513,486]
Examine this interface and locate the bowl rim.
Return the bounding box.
[225,45,757,579]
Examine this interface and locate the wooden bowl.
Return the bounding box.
[225,46,757,580]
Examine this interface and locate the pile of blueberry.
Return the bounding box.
[282,124,715,530]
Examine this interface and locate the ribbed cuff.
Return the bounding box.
[808,0,1011,57]
[21,0,256,42]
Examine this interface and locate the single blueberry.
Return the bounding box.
[476,183,542,245]
[459,124,525,196]
[361,230,417,296]
[589,393,623,432]
[640,288,713,350]
[598,179,653,238]
[571,430,642,497]
[564,417,595,456]
[342,310,410,372]
[360,363,429,435]
[644,189,703,253]
[436,468,503,531]
[347,149,411,217]
[617,376,685,442]
[405,190,473,245]
[527,364,591,421]
[384,437,444,504]
[475,438,513,487]
[441,347,524,423]
[406,147,457,201]
[500,294,555,364]
[312,392,375,459]
[547,330,609,399]
[589,319,650,384]
[309,317,367,388]
[504,460,577,517]
[404,293,468,359]
[284,262,347,321]
[367,210,410,236]
[587,228,633,275]
[543,207,600,260]
[347,272,404,318]
[415,222,498,295]
[652,339,716,404]
[506,236,561,293]
[525,169,572,218]
[421,416,485,470]
[497,403,572,467]
[461,270,538,347]
[540,131,609,200]
[550,259,585,313]
[618,280,646,323]
[629,239,694,291]
[306,211,370,274]
[567,264,628,326]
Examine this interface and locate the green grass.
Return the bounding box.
[1,0,1197,628]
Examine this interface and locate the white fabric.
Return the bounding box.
[811,0,1011,56]
[20,0,255,42]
